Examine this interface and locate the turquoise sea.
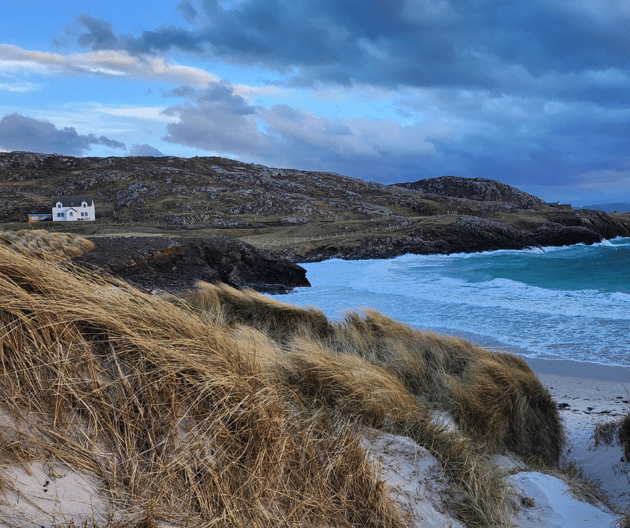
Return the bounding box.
[271,238,630,368]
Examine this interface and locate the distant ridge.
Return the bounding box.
[392,176,545,209]
[578,202,630,213]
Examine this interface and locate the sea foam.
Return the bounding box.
[270,238,630,367]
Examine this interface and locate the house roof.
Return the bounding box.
[52,197,94,207]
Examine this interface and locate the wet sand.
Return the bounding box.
[526,357,630,418]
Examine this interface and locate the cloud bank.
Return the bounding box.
[128,144,165,156]
[72,0,630,102]
[0,113,126,156]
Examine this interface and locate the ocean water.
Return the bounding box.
[270,238,630,367]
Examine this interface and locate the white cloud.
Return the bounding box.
[0,44,279,100]
[0,45,219,87]
[0,81,40,92]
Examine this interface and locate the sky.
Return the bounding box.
[1,0,629,205]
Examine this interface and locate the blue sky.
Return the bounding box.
[1,0,630,205]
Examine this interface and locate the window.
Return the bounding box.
[57,212,64,218]
[82,202,87,207]
[69,212,73,217]
[57,203,62,208]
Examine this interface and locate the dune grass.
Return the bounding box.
[594,412,630,461]
[0,245,567,527]
[0,246,402,528]
[183,282,566,526]
[0,228,95,259]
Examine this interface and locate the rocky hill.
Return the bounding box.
[393,176,545,209]
[2,151,630,266]
[0,152,543,224]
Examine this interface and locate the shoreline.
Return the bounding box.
[526,357,630,511]
[525,357,630,421]
[525,357,630,383]
[418,324,630,379]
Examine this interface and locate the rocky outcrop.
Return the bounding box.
[395,176,545,209]
[296,212,630,262]
[527,224,601,247]
[74,236,310,294]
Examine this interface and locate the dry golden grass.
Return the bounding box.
[182,284,566,527]
[0,228,95,259]
[184,282,335,342]
[0,246,402,528]
[0,244,566,528]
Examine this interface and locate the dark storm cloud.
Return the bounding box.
[0,114,126,156]
[128,144,165,156]
[73,1,630,100]
[76,14,203,55]
[177,0,198,24]
[76,15,119,50]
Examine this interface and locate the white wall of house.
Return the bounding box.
[52,198,95,221]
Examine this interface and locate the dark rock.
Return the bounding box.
[298,217,533,262]
[74,236,310,294]
[528,224,602,247]
[296,212,630,262]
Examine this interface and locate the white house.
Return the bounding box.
[52,197,96,221]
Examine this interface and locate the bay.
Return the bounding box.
[270,238,630,367]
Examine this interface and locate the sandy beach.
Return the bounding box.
[526,358,630,509]
[527,357,630,424]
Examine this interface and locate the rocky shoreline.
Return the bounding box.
[290,209,630,262]
[73,206,630,295]
[73,236,310,294]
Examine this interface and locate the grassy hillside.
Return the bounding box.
[7,151,626,260]
[0,239,568,527]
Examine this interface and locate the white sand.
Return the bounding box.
[362,426,623,528]
[530,358,630,509]
[0,461,108,528]
[362,429,468,527]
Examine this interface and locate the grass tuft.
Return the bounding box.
[593,411,630,461]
